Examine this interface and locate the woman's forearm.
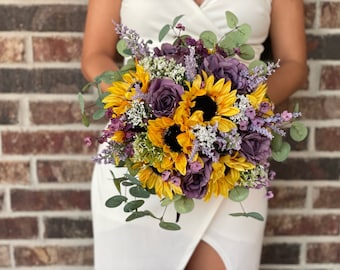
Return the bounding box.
[266,60,308,105]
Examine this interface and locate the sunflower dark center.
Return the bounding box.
[164,124,182,152]
[191,95,217,121]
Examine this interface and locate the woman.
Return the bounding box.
[81,1,307,269]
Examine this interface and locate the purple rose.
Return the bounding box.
[240,133,272,164]
[181,159,212,199]
[146,78,184,117]
[154,43,190,65]
[200,54,248,92]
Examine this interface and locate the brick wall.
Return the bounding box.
[0,0,339,269]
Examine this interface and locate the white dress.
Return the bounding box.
[91,1,272,269]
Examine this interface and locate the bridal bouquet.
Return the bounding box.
[79,12,307,230]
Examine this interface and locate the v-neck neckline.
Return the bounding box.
[194,0,206,8]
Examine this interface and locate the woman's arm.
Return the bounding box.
[266,0,308,104]
[81,0,122,82]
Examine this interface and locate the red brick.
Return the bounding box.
[0,161,30,184]
[0,37,25,62]
[14,245,93,266]
[307,243,340,263]
[44,218,92,239]
[37,160,93,183]
[265,214,340,236]
[320,65,340,90]
[268,186,307,209]
[11,189,90,211]
[315,127,340,151]
[33,37,82,62]
[261,243,300,264]
[307,34,340,60]
[304,2,316,29]
[30,101,83,125]
[321,2,340,28]
[313,187,340,208]
[0,217,38,239]
[0,191,5,212]
[0,100,19,125]
[286,96,340,120]
[0,5,86,32]
[0,245,11,267]
[271,158,340,180]
[1,131,98,155]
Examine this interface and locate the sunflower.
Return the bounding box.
[102,64,150,116]
[147,117,194,175]
[174,72,240,133]
[138,166,182,199]
[203,153,255,201]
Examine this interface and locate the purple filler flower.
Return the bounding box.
[200,54,248,92]
[146,78,184,117]
[240,133,272,164]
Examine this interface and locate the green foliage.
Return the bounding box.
[229,186,249,202]
[226,11,238,28]
[159,220,181,231]
[117,39,132,57]
[174,196,195,214]
[105,195,128,208]
[230,211,264,221]
[200,31,217,49]
[290,121,308,142]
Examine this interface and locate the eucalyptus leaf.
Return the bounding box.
[159,220,181,231]
[81,113,90,127]
[219,33,237,55]
[229,212,247,217]
[200,31,217,49]
[229,186,249,202]
[130,186,150,198]
[123,173,142,186]
[110,171,122,194]
[93,108,106,120]
[230,211,264,221]
[126,211,153,222]
[121,181,134,187]
[245,212,264,221]
[96,70,121,85]
[78,92,85,114]
[174,196,194,214]
[120,58,136,72]
[293,103,300,113]
[272,141,291,162]
[225,11,238,29]
[235,23,252,44]
[161,197,173,207]
[238,44,255,60]
[172,14,185,27]
[117,39,132,57]
[290,121,308,142]
[123,200,145,212]
[105,195,127,208]
[271,133,283,152]
[159,24,171,42]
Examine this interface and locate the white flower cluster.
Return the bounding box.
[125,100,148,127]
[230,95,251,124]
[192,124,217,157]
[140,56,186,83]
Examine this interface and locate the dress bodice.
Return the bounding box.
[121,0,272,57]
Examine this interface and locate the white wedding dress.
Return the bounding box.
[91,0,272,269]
